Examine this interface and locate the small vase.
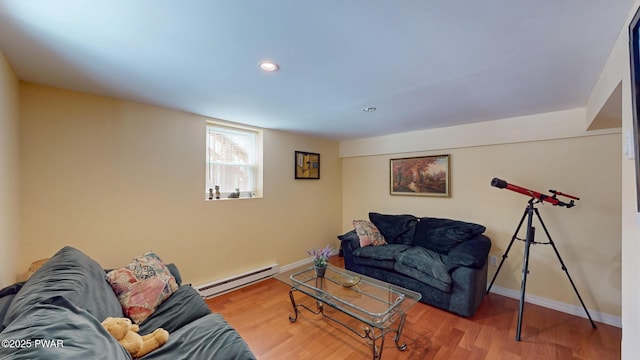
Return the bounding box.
[314,265,327,278]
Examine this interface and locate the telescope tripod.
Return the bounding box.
[486,198,597,341]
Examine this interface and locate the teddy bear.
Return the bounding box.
[102,317,169,358]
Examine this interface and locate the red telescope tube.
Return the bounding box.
[491,178,576,208]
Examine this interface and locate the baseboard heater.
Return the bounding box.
[194,263,279,298]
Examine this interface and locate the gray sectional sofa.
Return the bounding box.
[0,246,256,359]
[340,213,491,317]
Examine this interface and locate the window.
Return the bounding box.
[206,122,262,199]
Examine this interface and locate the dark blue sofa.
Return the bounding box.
[0,246,256,360]
[340,213,491,317]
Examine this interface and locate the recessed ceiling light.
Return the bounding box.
[258,61,279,72]
[362,107,377,112]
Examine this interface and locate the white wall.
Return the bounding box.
[340,108,617,157]
[0,51,19,288]
[588,1,640,357]
[17,83,342,286]
[340,109,622,323]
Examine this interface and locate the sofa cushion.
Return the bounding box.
[352,244,411,270]
[141,313,257,360]
[2,246,123,329]
[139,285,211,334]
[352,220,387,247]
[353,244,410,261]
[353,257,397,271]
[393,246,451,292]
[106,252,179,324]
[369,212,418,245]
[413,217,486,253]
[443,234,491,271]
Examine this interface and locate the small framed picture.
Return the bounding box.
[390,154,450,197]
[295,151,320,179]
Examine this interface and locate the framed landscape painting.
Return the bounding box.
[390,155,450,197]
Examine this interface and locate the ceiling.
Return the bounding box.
[0,1,634,141]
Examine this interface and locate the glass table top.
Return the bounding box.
[276,264,421,327]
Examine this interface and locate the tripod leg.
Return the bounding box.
[516,225,534,342]
[515,201,536,341]
[534,209,597,329]
[486,207,529,294]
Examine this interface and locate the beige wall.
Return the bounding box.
[0,51,19,288]
[341,119,622,320]
[588,1,640,357]
[17,83,342,285]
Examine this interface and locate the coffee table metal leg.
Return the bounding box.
[393,312,408,351]
[288,287,323,322]
[363,326,385,360]
[288,288,299,322]
[287,288,409,359]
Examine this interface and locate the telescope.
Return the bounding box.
[490,178,578,208]
[487,177,595,341]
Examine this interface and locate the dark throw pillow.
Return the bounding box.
[413,217,486,253]
[368,212,418,245]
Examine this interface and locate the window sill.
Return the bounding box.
[205,196,263,202]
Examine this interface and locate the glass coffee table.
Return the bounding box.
[276,264,421,360]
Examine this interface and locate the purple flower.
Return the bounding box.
[306,244,333,267]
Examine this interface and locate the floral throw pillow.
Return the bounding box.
[353,220,387,247]
[106,252,178,324]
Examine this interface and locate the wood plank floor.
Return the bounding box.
[206,257,620,359]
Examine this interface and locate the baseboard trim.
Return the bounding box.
[279,256,621,328]
[279,249,341,273]
[279,258,312,273]
[488,285,621,328]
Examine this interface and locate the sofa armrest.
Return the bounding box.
[443,234,491,272]
[338,230,361,271]
[338,229,360,252]
[0,282,24,331]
